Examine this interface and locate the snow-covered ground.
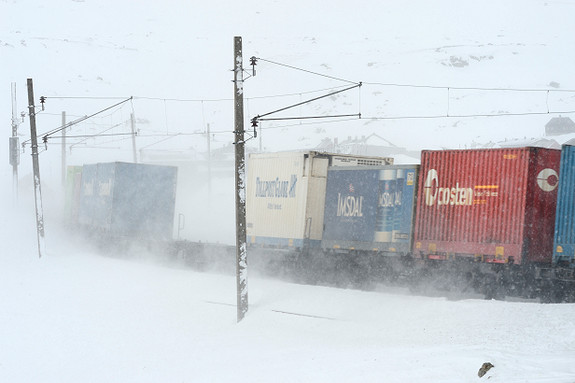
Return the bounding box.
[2,202,575,383]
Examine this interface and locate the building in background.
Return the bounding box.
[545,116,575,136]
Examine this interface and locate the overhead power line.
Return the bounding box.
[42,86,356,104]
[251,83,363,128]
[42,97,132,139]
[134,85,356,102]
[362,109,575,121]
[21,98,133,149]
[33,68,575,149]
[364,81,575,93]
[43,84,574,106]
[44,96,131,100]
[45,132,135,140]
[254,57,358,85]
[69,121,131,151]
[252,109,575,135]
[259,113,361,122]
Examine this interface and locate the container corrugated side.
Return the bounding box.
[111,162,177,240]
[78,163,112,231]
[321,165,418,253]
[95,162,116,231]
[524,148,560,263]
[78,162,177,240]
[413,147,560,265]
[65,166,83,224]
[554,145,575,265]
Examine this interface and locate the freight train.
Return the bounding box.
[67,146,575,302]
[245,148,575,302]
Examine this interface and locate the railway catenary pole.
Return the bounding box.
[207,123,212,194]
[233,36,248,322]
[27,78,46,258]
[10,82,20,204]
[130,112,138,163]
[61,111,66,188]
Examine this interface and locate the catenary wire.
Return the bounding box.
[363,81,575,93]
[254,57,358,85]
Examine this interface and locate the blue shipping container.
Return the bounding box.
[78,162,178,240]
[554,145,575,266]
[322,165,419,253]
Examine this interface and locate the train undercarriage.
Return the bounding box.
[169,241,575,303]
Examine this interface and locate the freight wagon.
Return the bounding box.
[322,165,419,254]
[554,144,575,267]
[246,151,393,249]
[413,147,561,265]
[76,162,178,241]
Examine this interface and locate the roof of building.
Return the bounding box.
[545,116,575,129]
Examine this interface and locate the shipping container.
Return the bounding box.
[246,151,393,249]
[553,144,575,266]
[413,147,560,265]
[77,162,178,240]
[322,165,419,253]
[65,165,83,224]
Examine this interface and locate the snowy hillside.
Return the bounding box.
[3,0,575,176]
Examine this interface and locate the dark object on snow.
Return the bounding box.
[478,362,494,378]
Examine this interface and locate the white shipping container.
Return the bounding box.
[246,151,393,249]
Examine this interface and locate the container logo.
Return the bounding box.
[255,175,297,198]
[536,168,558,192]
[423,169,473,207]
[423,170,438,206]
[378,183,397,209]
[337,193,364,217]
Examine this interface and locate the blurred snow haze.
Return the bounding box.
[2,1,575,382]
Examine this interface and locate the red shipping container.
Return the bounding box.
[413,147,560,265]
